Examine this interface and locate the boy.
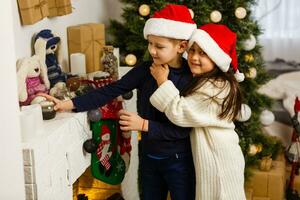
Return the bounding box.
[42,4,196,200]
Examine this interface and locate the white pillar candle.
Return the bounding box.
[70,53,86,75]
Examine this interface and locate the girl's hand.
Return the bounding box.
[118,109,148,132]
[150,63,169,86]
[37,93,75,111]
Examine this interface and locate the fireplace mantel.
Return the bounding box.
[22,112,91,200]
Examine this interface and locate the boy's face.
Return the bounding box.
[187,43,215,76]
[147,35,186,66]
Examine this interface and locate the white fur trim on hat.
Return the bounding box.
[188,29,231,72]
[144,18,197,40]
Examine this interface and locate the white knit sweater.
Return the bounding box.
[150,80,246,200]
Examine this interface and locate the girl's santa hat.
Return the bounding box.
[188,24,245,82]
[143,4,196,40]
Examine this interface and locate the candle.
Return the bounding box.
[70,53,86,75]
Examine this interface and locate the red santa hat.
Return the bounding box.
[188,24,245,82]
[143,4,197,40]
[295,97,300,113]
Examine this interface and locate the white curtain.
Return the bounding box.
[252,0,300,62]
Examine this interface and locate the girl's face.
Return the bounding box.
[187,43,216,76]
[147,35,183,66]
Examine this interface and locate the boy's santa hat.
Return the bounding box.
[143,4,196,40]
[188,24,245,82]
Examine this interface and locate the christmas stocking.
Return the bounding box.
[118,130,132,172]
[91,120,125,185]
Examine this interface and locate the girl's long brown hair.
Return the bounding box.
[181,67,242,121]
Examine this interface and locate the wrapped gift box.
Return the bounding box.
[246,161,286,200]
[67,23,105,73]
[17,0,49,25]
[48,0,72,17]
[73,167,121,200]
[253,197,270,200]
[246,188,253,200]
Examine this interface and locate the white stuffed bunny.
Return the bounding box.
[17,39,50,105]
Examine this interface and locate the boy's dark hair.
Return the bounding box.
[181,67,242,121]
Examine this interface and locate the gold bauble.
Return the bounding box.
[125,54,137,66]
[139,4,150,16]
[248,144,258,156]
[235,7,247,19]
[256,144,263,153]
[210,10,222,23]
[244,53,254,63]
[245,67,257,79]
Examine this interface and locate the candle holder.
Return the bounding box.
[40,101,56,120]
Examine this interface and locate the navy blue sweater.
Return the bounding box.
[72,60,192,156]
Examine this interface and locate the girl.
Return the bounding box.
[120,24,246,199]
[149,23,246,200]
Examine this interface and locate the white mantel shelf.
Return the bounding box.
[22,112,91,200]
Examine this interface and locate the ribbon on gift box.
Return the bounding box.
[48,0,72,16]
[18,0,49,19]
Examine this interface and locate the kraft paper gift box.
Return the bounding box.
[73,167,120,199]
[245,187,253,200]
[246,161,286,200]
[48,0,72,17]
[252,197,270,200]
[67,23,105,73]
[17,0,49,25]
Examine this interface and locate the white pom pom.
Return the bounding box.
[260,110,275,126]
[236,104,251,122]
[234,70,245,82]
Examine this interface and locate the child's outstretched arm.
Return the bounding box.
[37,93,74,111]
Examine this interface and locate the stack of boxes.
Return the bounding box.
[17,0,73,25]
[245,154,286,200]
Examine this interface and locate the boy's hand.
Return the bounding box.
[118,109,148,132]
[37,93,75,111]
[150,63,169,86]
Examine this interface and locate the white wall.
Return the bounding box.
[12,0,123,71]
[0,0,26,199]
[0,0,123,199]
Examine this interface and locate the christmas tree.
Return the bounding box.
[109,0,281,177]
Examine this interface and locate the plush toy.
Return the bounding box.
[34,29,67,87]
[49,82,75,100]
[17,39,50,105]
